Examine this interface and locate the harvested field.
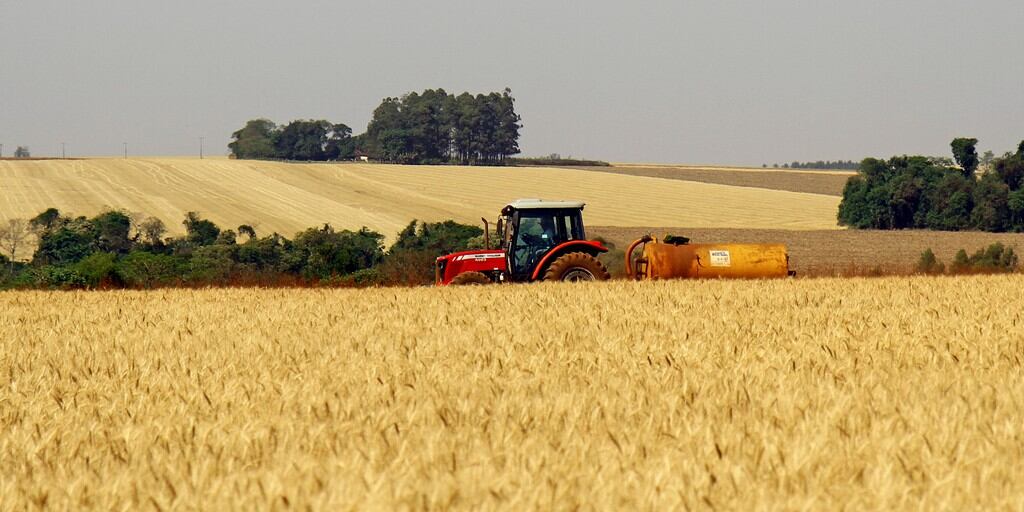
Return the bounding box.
[612,163,856,176]
[0,158,839,241]
[575,165,853,196]
[2,277,1024,509]
[592,226,1024,276]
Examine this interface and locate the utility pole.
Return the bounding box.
[124,142,128,159]
[199,137,204,159]
[0,144,4,158]
[61,142,66,159]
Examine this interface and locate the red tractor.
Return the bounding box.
[435,199,612,285]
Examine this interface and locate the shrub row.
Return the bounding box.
[1,208,483,290]
[916,243,1019,275]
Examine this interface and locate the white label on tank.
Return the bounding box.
[709,250,731,267]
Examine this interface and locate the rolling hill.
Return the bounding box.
[0,158,840,239]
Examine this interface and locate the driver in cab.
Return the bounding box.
[514,216,557,271]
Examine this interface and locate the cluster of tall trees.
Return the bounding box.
[362,88,521,164]
[0,208,485,289]
[228,88,522,165]
[228,119,355,161]
[838,138,1024,231]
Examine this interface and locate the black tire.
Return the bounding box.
[542,252,611,282]
[450,271,491,285]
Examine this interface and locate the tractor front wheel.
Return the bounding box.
[542,252,611,282]
[450,271,492,285]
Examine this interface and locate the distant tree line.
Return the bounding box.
[0,208,486,289]
[228,120,355,161]
[228,88,521,165]
[2,146,32,158]
[508,154,610,167]
[838,138,1024,231]
[766,160,860,170]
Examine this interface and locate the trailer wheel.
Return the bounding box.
[450,271,491,285]
[543,252,611,282]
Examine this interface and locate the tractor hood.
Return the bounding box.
[436,249,507,263]
[435,249,509,285]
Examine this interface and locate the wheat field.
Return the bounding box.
[0,158,840,239]
[2,276,1023,509]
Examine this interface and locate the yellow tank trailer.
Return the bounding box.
[626,235,793,280]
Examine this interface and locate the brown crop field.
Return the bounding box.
[576,164,853,196]
[592,226,1024,276]
[0,158,840,241]
[3,277,1024,509]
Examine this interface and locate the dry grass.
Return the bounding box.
[592,226,1024,276]
[576,165,852,196]
[0,158,839,240]
[2,277,1024,509]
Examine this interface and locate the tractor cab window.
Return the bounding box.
[509,209,585,278]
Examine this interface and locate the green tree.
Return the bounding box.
[324,123,355,160]
[285,225,384,279]
[14,146,30,158]
[951,138,979,178]
[91,210,133,254]
[403,89,450,163]
[495,88,522,162]
[971,243,1018,271]
[993,151,1024,191]
[274,120,333,161]
[189,244,238,283]
[237,224,257,241]
[970,174,1010,231]
[35,266,88,289]
[366,98,410,162]
[924,173,974,230]
[29,208,64,234]
[951,249,970,272]
[228,119,278,159]
[916,248,944,274]
[380,220,483,285]
[116,252,183,288]
[1009,188,1024,230]
[236,233,287,271]
[34,223,94,266]
[183,212,221,247]
[451,92,480,164]
[390,220,483,253]
[73,252,118,287]
[837,176,871,228]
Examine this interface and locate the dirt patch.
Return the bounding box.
[591,226,1024,277]
[570,166,851,196]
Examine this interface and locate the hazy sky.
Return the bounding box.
[1,1,1022,165]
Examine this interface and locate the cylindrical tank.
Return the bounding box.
[628,237,791,279]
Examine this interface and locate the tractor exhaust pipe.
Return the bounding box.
[481,217,490,249]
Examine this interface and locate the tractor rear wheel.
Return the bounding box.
[542,252,611,282]
[450,271,491,285]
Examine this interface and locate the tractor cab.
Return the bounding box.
[498,200,588,281]
[435,199,611,285]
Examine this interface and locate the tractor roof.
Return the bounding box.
[505,199,586,211]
